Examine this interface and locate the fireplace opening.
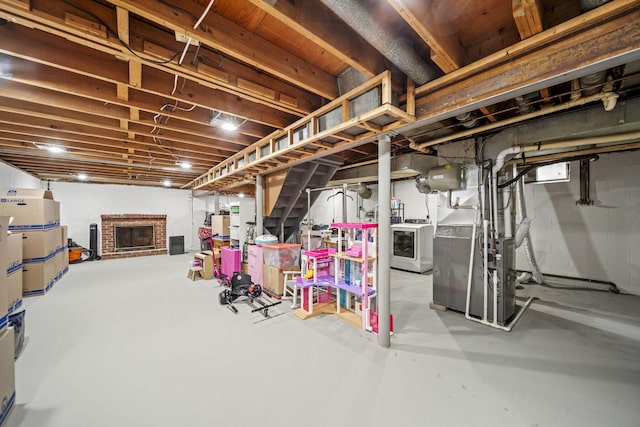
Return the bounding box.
[115,225,155,252]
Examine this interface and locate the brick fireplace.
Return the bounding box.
[101,214,167,260]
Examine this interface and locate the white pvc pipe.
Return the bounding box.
[482,219,488,321]
[194,0,215,29]
[464,208,479,318]
[492,172,499,239]
[492,270,499,326]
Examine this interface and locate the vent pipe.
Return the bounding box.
[580,0,612,12]
[319,0,440,85]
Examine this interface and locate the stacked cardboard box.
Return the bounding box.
[0,215,16,424]
[0,327,15,425]
[0,216,9,330]
[0,189,67,297]
[5,233,23,314]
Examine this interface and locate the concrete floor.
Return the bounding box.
[4,253,640,427]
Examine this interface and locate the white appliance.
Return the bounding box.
[390,222,434,273]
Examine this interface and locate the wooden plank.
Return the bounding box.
[198,63,229,83]
[279,93,298,108]
[108,0,339,99]
[237,77,276,99]
[129,60,141,88]
[4,0,30,11]
[245,0,386,78]
[116,83,128,101]
[385,0,464,72]
[64,12,107,38]
[415,8,640,123]
[513,0,545,39]
[116,6,129,45]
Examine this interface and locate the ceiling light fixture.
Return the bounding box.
[238,192,245,198]
[76,173,88,181]
[221,121,239,131]
[210,111,246,132]
[163,180,172,187]
[177,161,192,169]
[47,145,66,153]
[35,144,67,153]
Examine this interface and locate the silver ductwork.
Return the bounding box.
[455,111,479,128]
[581,0,612,12]
[515,92,538,115]
[319,0,440,85]
[329,153,439,185]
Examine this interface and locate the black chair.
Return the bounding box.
[218,271,262,312]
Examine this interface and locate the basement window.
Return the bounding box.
[525,162,570,184]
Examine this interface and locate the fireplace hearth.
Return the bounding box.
[101,214,167,259]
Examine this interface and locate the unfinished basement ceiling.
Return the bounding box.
[0,0,639,190]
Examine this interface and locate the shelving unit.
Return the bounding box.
[294,222,378,331]
[391,202,404,224]
[229,202,240,247]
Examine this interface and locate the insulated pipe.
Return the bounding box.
[319,0,440,85]
[255,174,264,236]
[517,174,545,284]
[410,92,616,152]
[503,184,512,238]
[377,134,392,348]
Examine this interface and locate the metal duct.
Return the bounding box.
[579,69,608,96]
[455,111,479,128]
[319,0,440,85]
[329,153,439,185]
[581,0,612,12]
[515,92,538,115]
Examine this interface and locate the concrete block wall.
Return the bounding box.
[519,150,640,295]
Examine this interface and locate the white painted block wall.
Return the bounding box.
[0,161,41,188]
[307,181,436,227]
[519,150,640,295]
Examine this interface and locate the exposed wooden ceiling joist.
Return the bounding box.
[414,7,640,124]
[106,0,339,99]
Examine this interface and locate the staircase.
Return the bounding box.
[263,157,342,242]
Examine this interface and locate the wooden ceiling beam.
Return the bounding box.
[0,65,267,146]
[0,97,256,154]
[0,25,292,131]
[107,0,339,99]
[0,0,321,116]
[384,0,465,72]
[512,0,545,39]
[0,124,227,164]
[415,7,640,124]
[245,0,386,78]
[415,0,640,98]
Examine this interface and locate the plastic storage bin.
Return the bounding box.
[262,244,301,269]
